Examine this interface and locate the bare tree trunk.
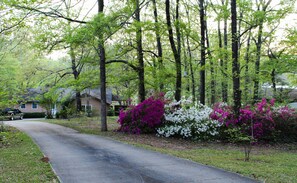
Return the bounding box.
[199,0,206,105]
[70,46,82,112]
[187,35,196,102]
[222,5,229,103]
[165,0,182,101]
[271,68,276,94]
[244,30,252,102]
[205,6,215,105]
[182,33,190,92]
[135,0,145,102]
[98,0,107,131]
[268,49,280,96]
[253,22,263,102]
[185,7,196,102]
[152,0,164,91]
[231,0,241,116]
[217,20,225,102]
[253,1,272,103]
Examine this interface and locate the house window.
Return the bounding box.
[21,104,26,109]
[32,103,38,109]
[82,105,92,112]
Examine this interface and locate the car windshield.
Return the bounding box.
[3,108,12,112]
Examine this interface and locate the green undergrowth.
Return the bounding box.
[47,117,297,183]
[0,126,58,183]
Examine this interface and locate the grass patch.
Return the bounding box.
[0,126,58,183]
[47,117,297,183]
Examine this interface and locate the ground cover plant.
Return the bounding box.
[0,126,58,182]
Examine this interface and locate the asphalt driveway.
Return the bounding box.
[5,119,259,183]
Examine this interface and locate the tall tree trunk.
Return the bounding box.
[217,20,225,102]
[70,46,82,112]
[182,33,190,92]
[185,7,196,102]
[253,22,263,102]
[152,0,164,91]
[135,0,145,102]
[268,49,279,96]
[165,0,182,101]
[222,2,229,103]
[231,0,241,116]
[244,30,251,102]
[98,0,107,131]
[186,35,196,102]
[199,0,206,105]
[253,1,272,102]
[238,11,243,51]
[205,7,215,105]
[271,68,276,95]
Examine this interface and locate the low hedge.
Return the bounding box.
[23,112,46,118]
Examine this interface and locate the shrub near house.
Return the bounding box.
[118,95,165,134]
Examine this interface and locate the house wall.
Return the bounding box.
[17,102,46,113]
[79,96,110,116]
[81,97,100,115]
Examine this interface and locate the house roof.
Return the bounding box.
[81,88,113,104]
[23,87,114,104]
[21,88,45,102]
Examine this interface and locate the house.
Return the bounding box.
[77,88,131,116]
[18,87,124,117]
[16,88,47,116]
[58,87,125,116]
[78,88,113,115]
[19,102,46,113]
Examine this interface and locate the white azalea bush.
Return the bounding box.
[157,98,222,140]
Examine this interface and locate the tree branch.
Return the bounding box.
[106,59,139,72]
[0,11,31,33]
[13,5,87,24]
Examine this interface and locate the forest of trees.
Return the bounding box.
[1,0,297,129]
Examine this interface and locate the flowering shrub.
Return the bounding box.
[157,102,221,140]
[273,106,295,121]
[252,98,275,140]
[210,99,276,141]
[118,95,165,134]
[273,106,297,142]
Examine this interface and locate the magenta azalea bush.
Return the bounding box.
[210,98,297,142]
[118,96,165,134]
[273,106,297,142]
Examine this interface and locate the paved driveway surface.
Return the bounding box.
[5,119,259,183]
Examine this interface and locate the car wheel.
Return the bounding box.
[11,115,14,120]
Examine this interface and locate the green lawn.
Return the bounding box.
[0,126,58,183]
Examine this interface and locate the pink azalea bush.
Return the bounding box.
[273,106,297,142]
[210,98,297,142]
[210,99,276,141]
[118,95,165,134]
